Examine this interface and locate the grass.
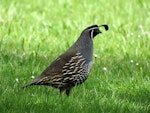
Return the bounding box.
[0,0,150,113]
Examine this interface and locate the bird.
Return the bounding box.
[23,24,109,96]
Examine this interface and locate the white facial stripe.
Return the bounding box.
[91,29,94,38]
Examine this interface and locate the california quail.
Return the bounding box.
[23,24,109,96]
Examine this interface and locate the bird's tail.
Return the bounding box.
[22,77,42,89]
[22,81,36,89]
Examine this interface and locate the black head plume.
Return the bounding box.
[98,24,109,31]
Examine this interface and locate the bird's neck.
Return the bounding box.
[74,35,93,62]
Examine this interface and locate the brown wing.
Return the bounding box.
[28,49,77,85]
[41,49,78,77]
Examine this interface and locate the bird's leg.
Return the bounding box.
[59,88,64,95]
[66,88,71,96]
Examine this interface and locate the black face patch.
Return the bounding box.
[90,28,101,38]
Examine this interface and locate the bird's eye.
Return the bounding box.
[90,30,94,38]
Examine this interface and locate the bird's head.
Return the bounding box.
[82,24,109,39]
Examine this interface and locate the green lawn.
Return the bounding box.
[0,0,150,113]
